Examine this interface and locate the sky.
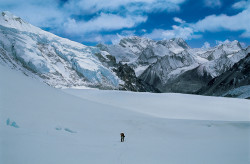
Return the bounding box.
[0,0,250,48]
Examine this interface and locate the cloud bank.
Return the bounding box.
[0,0,188,42]
[144,3,250,41]
[1,0,250,45]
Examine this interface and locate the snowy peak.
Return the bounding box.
[1,11,22,22]
[192,40,244,62]
[156,38,189,54]
[216,40,242,54]
[118,36,154,54]
[0,11,24,27]
[119,36,152,47]
[0,11,40,33]
[169,38,189,49]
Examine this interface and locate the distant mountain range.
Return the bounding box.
[0,11,249,98]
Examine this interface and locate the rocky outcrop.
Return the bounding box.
[198,53,250,97]
[113,62,160,92]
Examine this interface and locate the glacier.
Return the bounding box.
[0,11,120,88]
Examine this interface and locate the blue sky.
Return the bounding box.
[1,0,250,48]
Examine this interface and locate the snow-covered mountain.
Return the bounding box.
[0,11,121,89]
[100,36,249,94]
[198,53,250,98]
[98,37,192,77]
[0,11,249,96]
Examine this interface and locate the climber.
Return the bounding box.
[120,133,125,142]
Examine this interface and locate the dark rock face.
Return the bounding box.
[198,53,250,96]
[139,51,198,93]
[113,63,160,92]
[94,53,117,67]
[163,67,213,94]
[94,53,159,92]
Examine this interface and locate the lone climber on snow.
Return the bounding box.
[120,133,125,142]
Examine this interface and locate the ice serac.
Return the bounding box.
[0,11,119,88]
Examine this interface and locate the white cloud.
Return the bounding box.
[111,31,136,44]
[0,0,188,42]
[215,39,231,45]
[202,42,211,49]
[232,1,247,9]
[0,0,66,28]
[204,0,222,8]
[63,13,147,35]
[232,0,250,10]
[240,42,246,48]
[64,0,186,14]
[144,25,201,40]
[143,5,250,41]
[15,6,65,28]
[72,33,117,43]
[73,30,136,44]
[173,17,186,24]
[192,8,250,38]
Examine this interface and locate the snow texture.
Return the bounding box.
[1,64,250,164]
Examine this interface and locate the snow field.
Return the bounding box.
[0,65,250,164]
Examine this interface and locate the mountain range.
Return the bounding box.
[0,11,249,98]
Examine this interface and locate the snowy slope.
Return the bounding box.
[64,89,250,121]
[0,11,120,88]
[1,64,250,164]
